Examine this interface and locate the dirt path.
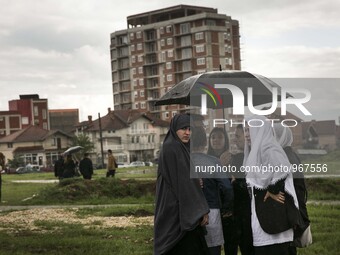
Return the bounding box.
[0,207,153,233]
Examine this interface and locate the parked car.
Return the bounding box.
[118,161,145,168]
[144,161,154,166]
[15,165,40,174]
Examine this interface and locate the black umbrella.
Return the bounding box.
[155,71,288,113]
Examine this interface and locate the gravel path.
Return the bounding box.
[0,207,153,233]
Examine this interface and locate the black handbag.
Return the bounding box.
[254,187,303,235]
[254,188,291,234]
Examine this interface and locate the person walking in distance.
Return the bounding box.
[79,153,94,180]
[106,149,117,177]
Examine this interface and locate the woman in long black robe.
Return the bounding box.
[154,114,210,255]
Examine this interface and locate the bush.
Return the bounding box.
[31,178,156,204]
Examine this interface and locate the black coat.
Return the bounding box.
[79,157,93,179]
[54,158,64,178]
[154,114,209,255]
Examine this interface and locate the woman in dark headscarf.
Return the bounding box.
[207,127,230,158]
[154,113,210,255]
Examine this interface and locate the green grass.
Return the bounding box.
[0,204,338,255]
[297,204,340,255]
[302,149,340,176]
[0,223,153,255]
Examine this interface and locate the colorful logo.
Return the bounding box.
[198,82,223,107]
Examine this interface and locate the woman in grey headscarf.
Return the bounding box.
[154,113,210,255]
[243,116,300,255]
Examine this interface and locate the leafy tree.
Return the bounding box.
[7,155,25,168]
[72,133,95,155]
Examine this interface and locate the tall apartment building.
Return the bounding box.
[8,94,50,130]
[110,5,241,120]
[49,109,79,134]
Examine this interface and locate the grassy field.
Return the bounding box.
[0,164,339,255]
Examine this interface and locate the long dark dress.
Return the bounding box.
[154,114,210,255]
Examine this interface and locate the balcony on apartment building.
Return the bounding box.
[103,144,124,152]
[126,143,158,151]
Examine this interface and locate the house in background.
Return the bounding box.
[302,120,338,151]
[75,108,169,166]
[0,111,22,138]
[0,125,73,168]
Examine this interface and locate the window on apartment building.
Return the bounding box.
[180,23,190,34]
[135,103,139,109]
[131,44,135,52]
[167,50,173,58]
[160,27,164,34]
[138,66,143,74]
[166,25,172,33]
[182,60,191,71]
[172,111,177,117]
[43,122,48,130]
[196,45,204,53]
[120,70,129,80]
[167,74,173,82]
[134,91,138,98]
[182,48,192,59]
[195,32,204,41]
[160,51,166,62]
[131,56,136,63]
[160,39,165,47]
[141,102,146,109]
[22,117,29,125]
[130,32,134,39]
[42,109,47,119]
[133,79,137,87]
[206,19,216,26]
[140,90,144,97]
[166,62,172,69]
[138,55,143,62]
[224,32,231,39]
[167,38,173,45]
[139,79,144,86]
[226,58,232,65]
[181,35,191,47]
[197,58,206,65]
[34,106,38,116]
[225,45,231,53]
[164,112,169,119]
[136,31,142,39]
[132,68,136,75]
[137,43,143,51]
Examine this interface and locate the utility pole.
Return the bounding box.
[98,113,104,168]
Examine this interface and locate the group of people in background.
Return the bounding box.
[54,149,118,180]
[154,113,310,255]
[54,153,93,180]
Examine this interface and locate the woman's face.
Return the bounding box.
[210,131,225,151]
[244,126,251,146]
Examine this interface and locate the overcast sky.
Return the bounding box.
[0,0,339,123]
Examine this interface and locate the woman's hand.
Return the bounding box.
[264,191,285,204]
[200,213,209,226]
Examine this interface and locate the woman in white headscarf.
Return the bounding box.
[243,116,300,255]
[273,124,310,255]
